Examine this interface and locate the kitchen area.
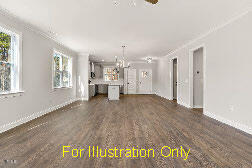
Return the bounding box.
[88,61,124,100]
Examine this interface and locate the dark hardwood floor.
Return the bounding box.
[0,95,251,168]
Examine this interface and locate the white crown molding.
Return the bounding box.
[128,60,157,64]
[204,111,252,135]
[0,98,78,134]
[0,7,77,55]
[128,61,146,64]
[163,9,252,58]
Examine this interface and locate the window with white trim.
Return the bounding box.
[0,26,20,94]
[53,51,72,88]
[104,67,119,81]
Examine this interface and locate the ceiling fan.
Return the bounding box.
[113,0,159,6]
[145,0,158,4]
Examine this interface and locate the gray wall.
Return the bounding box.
[154,11,252,134]
[0,11,77,133]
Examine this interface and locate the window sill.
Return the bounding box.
[0,91,24,99]
[52,87,72,91]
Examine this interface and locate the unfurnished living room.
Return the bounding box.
[0,0,251,168]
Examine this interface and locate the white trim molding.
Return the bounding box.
[155,93,190,108]
[0,98,78,134]
[204,111,252,135]
[0,22,23,95]
[0,91,24,100]
[177,100,191,108]
[155,92,170,100]
[77,97,89,101]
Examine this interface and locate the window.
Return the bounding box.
[104,67,119,81]
[53,51,72,88]
[0,26,21,94]
[142,71,148,78]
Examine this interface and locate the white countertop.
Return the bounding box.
[90,78,124,86]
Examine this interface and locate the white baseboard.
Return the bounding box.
[155,94,251,135]
[193,105,203,108]
[155,93,191,108]
[77,97,89,101]
[156,93,171,101]
[204,111,252,135]
[0,98,78,134]
[177,100,190,108]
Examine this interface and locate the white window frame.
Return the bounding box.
[103,66,119,81]
[0,23,23,96]
[52,50,72,90]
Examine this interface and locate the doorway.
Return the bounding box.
[193,48,204,108]
[125,68,136,94]
[172,59,178,100]
[139,69,152,94]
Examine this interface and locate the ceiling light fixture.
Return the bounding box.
[113,0,158,6]
[114,0,119,5]
[114,46,127,70]
[147,57,152,63]
[145,0,159,4]
[132,0,137,6]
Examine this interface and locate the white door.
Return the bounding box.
[139,69,152,94]
[193,48,204,108]
[127,69,136,94]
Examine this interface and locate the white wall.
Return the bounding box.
[0,11,78,133]
[155,11,252,134]
[129,62,156,94]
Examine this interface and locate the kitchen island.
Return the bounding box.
[89,79,124,100]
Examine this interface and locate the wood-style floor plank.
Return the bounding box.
[0,95,251,168]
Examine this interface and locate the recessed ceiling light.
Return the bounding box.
[114,0,118,5]
[102,60,105,62]
[132,0,137,6]
[147,57,152,63]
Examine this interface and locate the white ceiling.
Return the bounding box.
[0,0,251,62]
